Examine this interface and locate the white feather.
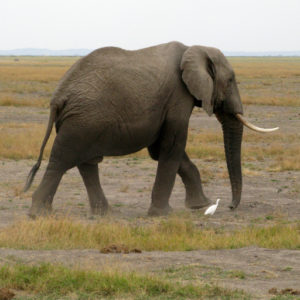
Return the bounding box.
[204,199,220,215]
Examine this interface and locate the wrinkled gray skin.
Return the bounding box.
[25,41,244,217]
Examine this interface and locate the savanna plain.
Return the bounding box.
[0,56,299,299]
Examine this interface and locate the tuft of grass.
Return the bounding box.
[241,94,299,107]
[0,217,299,251]
[163,264,249,281]
[0,263,249,299]
[0,93,49,107]
[270,296,300,300]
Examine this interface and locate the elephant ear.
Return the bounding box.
[180,46,214,116]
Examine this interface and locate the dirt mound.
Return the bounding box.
[0,288,15,300]
[100,244,142,254]
[269,287,300,296]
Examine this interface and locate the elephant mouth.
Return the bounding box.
[235,114,279,133]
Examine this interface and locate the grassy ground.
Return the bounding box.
[229,57,300,107]
[0,263,249,299]
[0,56,75,107]
[0,216,299,251]
[0,56,299,299]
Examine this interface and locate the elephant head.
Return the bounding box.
[180,46,278,209]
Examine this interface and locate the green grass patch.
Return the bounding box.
[0,263,249,299]
[270,296,300,300]
[0,217,299,251]
[162,264,250,281]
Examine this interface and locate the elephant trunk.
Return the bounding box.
[216,112,243,209]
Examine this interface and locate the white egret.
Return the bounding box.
[204,199,220,215]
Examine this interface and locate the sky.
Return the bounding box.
[1,0,300,52]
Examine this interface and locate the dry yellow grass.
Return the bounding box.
[0,216,298,250]
[0,93,49,107]
[229,57,300,107]
[0,56,76,107]
[241,94,299,106]
[186,130,300,171]
[0,56,299,108]
[0,123,299,171]
[229,57,300,78]
[0,64,66,82]
[0,123,54,159]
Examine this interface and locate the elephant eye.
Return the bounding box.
[228,76,235,86]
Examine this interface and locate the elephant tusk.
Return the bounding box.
[235,114,279,133]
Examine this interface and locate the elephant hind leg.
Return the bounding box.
[178,152,211,209]
[29,131,87,218]
[29,161,65,218]
[77,162,108,215]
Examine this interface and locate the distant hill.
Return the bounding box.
[0,48,300,57]
[224,51,300,56]
[0,48,92,56]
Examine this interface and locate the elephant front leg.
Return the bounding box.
[178,152,211,209]
[78,162,109,215]
[148,120,188,216]
[148,159,178,216]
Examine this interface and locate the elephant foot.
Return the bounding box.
[229,201,240,210]
[147,204,172,216]
[90,203,110,216]
[28,203,52,219]
[185,196,211,210]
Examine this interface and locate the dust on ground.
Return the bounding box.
[0,105,299,299]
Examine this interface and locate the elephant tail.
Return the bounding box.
[23,105,57,192]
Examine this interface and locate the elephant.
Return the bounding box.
[24,41,278,217]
